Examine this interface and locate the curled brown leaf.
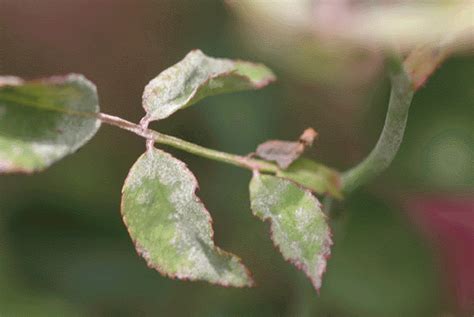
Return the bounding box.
[256,128,318,169]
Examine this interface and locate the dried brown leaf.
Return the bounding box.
[256,128,318,169]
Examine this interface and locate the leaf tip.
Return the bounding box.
[311,228,333,293]
[249,174,333,293]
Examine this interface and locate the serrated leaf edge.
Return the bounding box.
[142,49,276,121]
[120,148,255,288]
[250,174,333,292]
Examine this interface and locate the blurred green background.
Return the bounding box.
[0,1,473,316]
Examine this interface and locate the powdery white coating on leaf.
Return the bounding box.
[121,148,254,287]
[249,174,332,292]
[142,49,275,121]
[0,74,101,173]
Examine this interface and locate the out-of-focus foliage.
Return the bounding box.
[319,194,441,317]
[230,0,473,51]
[229,0,473,91]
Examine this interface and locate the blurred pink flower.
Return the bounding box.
[407,194,474,314]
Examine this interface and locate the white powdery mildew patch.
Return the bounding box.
[125,151,164,190]
[177,245,219,281]
[0,74,100,173]
[66,74,98,105]
[294,206,317,234]
[17,76,98,169]
[143,50,235,120]
[286,238,304,260]
[54,110,100,153]
[55,75,100,149]
[150,151,197,217]
[31,142,69,165]
[136,188,152,205]
[170,193,220,280]
[130,148,245,284]
[291,191,331,289]
[251,175,288,218]
[256,176,312,257]
[250,174,331,291]
[312,232,332,290]
[135,243,152,264]
[125,150,191,197]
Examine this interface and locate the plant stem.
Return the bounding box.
[341,61,414,194]
[96,113,279,173]
[98,55,413,196]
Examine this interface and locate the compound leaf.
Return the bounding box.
[142,49,275,121]
[249,173,332,291]
[121,148,254,287]
[0,74,101,173]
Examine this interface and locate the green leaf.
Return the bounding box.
[121,148,254,287]
[0,74,101,173]
[249,173,332,291]
[277,158,342,199]
[142,49,276,121]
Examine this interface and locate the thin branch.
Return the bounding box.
[96,113,279,173]
[341,60,414,194]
